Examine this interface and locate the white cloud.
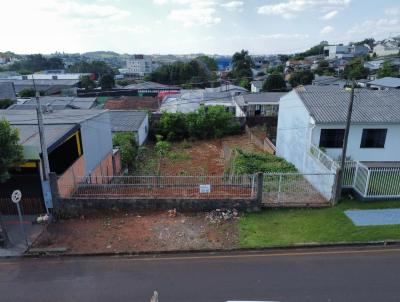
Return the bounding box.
[259,33,309,39]
[258,0,350,18]
[385,7,400,16]
[221,1,244,12]
[320,10,338,20]
[321,25,334,34]
[167,1,221,26]
[347,18,400,39]
[153,0,168,4]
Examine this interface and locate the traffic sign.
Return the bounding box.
[11,190,22,204]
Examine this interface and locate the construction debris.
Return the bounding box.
[205,209,239,224]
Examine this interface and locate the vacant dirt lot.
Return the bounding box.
[138,134,265,175]
[34,211,238,253]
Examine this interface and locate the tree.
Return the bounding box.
[314,60,334,76]
[343,57,369,79]
[0,99,13,109]
[377,61,399,79]
[196,55,218,72]
[67,60,113,79]
[230,50,253,80]
[112,132,138,172]
[100,74,115,90]
[267,65,284,75]
[0,119,23,183]
[19,88,36,97]
[7,54,64,73]
[80,75,96,90]
[116,79,131,87]
[155,135,171,174]
[238,78,251,90]
[289,70,315,87]
[262,74,286,91]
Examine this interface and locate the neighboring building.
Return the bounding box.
[7,96,97,110]
[205,84,247,95]
[109,110,149,146]
[104,96,160,112]
[373,42,400,57]
[0,82,17,101]
[120,55,158,78]
[251,80,263,93]
[0,109,119,213]
[0,78,81,95]
[160,90,236,114]
[323,44,370,59]
[312,76,347,87]
[285,60,312,71]
[122,81,180,95]
[234,92,286,117]
[366,77,400,90]
[276,86,400,165]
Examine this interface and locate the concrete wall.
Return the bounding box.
[80,111,113,174]
[312,123,400,162]
[58,197,260,215]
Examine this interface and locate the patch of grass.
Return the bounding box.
[168,151,191,161]
[239,199,400,248]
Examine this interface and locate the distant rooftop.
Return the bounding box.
[123,81,180,90]
[104,96,159,111]
[367,77,400,88]
[7,96,97,110]
[0,82,16,101]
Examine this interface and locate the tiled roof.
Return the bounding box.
[8,96,97,110]
[295,86,400,124]
[109,110,147,132]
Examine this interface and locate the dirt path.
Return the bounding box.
[34,212,238,253]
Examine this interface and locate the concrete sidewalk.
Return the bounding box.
[0,215,44,257]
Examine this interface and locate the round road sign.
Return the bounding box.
[11,190,22,204]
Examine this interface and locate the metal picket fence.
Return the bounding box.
[340,161,400,199]
[60,174,256,199]
[262,173,334,206]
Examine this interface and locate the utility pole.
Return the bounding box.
[335,79,356,203]
[32,78,51,180]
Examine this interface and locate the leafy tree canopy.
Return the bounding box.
[230,50,254,80]
[343,57,369,79]
[7,54,64,73]
[80,75,96,91]
[112,132,138,172]
[196,55,218,72]
[289,70,315,87]
[0,119,24,183]
[377,61,399,79]
[100,74,115,90]
[262,74,287,92]
[67,60,114,78]
[0,99,14,109]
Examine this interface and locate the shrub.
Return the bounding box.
[155,106,241,141]
[112,132,138,172]
[232,149,297,174]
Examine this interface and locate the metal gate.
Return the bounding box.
[262,173,333,206]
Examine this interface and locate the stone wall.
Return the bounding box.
[58,197,261,215]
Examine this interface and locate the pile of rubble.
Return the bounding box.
[205,209,239,224]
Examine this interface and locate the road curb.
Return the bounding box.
[20,240,400,259]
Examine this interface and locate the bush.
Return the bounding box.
[155,106,241,141]
[112,132,138,172]
[232,149,297,174]
[0,99,13,109]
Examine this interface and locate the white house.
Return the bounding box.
[251,80,263,93]
[373,43,399,57]
[276,86,400,165]
[109,110,149,146]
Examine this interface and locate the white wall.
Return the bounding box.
[312,123,400,162]
[137,115,149,146]
[276,91,336,200]
[80,112,113,174]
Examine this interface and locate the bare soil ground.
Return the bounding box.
[152,134,265,175]
[33,212,238,253]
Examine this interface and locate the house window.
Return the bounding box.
[319,129,345,148]
[360,129,387,148]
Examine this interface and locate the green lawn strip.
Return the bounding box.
[239,199,400,248]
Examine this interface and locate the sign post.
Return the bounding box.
[11,190,28,247]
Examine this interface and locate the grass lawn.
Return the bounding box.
[239,198,400,248]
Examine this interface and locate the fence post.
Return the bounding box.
[364,169,371,197]
[49,172,60,216]
[278,174,282,203]
[256,172,264,204]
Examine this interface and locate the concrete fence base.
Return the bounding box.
[58,197,261,216]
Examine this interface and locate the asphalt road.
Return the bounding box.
[1,247,400,302]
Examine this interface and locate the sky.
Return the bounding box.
[1,0,400,55]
